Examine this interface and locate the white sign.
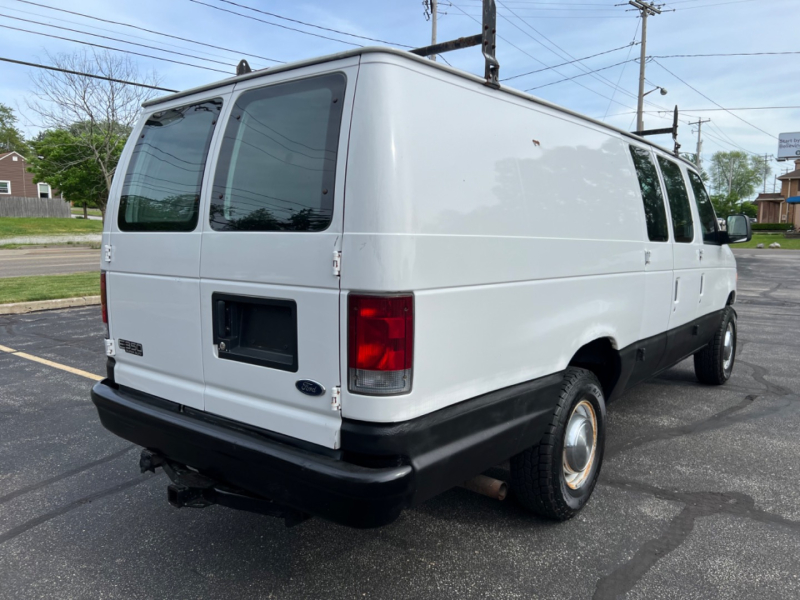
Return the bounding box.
[778,132,800,160]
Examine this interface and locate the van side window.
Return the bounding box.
[687,171,718,243]
[629,146,669,242]
[657,156,694,243]
[119,99,222,232]
[210,73,346,232]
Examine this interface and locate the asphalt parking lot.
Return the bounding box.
[1,249,798,600]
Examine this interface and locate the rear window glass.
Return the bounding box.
[119,99,222,232]
[657,156,694,243]
[687,170,718,243]
[209,73,346,232]
[629,146,669,242]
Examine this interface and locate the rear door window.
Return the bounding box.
[210,73,346,232]
[629,146,669,242]
[687,170,718,243]
[657,156,695,243]
[119,99,222,231]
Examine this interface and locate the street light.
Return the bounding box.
[643,86,668,98]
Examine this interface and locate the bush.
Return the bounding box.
[752,223,792,231]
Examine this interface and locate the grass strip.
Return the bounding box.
[0,217,102,238]
[0,272,99,304]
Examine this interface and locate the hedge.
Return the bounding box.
[752,223,792,231]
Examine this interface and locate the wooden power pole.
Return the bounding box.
[629,1,662,133]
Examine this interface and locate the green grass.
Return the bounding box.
[736,234,800,250]
[70,207,102,216]
[0,272,99,304]
[0,217,103,238]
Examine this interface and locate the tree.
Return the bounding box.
[708,151,769,201]
[25,50,159,216]
[709,193,757,218]
[680,152,708,182]
[0,103,28,155]
[28,127,112,218]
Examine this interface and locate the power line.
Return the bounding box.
[187,0,362,47]
[525,58,639,91]
[0,23,230,73]
[211,0,413,47]
[602,17,640,120]
[655,51,800,58]
[0,12,239,69]
[501,41,639,82]
[652,59,777,140]
[13,0,283,64]
[0,56,178,92]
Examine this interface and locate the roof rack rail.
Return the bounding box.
[633,105,682,157]
[410,0,499,88]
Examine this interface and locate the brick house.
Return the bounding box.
[755,158,800,226]
[0,151,55,199]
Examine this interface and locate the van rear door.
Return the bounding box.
[107,94,228,409]
[198,65,356,449]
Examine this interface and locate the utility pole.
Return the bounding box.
[761,153,774,193]
[423,0,438,62]
[689,118,710,169]
[629,1,662,133]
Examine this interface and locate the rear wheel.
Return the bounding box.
[511,367,606,521]
[694,307,737,385]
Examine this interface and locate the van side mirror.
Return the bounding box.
[723,214,752,244]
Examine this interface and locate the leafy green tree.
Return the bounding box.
[28,127,120,217]
[0,103,28,155]
[709,193,757,218]
[708,151,769,201]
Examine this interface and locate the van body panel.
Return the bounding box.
[197,60,359,449]
[106,89,233,410]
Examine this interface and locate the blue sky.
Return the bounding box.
[1,0,798,186]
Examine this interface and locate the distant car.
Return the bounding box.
[718,217,727,231]
[749,217,757,223]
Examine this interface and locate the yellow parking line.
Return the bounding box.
[0,345,102,381]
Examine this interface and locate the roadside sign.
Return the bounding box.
[778,132,800,160]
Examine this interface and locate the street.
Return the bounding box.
[0,247,100,278]
[0,250,798,600]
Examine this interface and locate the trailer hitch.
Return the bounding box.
[139,449,310,528]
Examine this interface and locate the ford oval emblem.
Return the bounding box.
[296,380,325,397]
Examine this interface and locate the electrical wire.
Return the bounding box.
[0,23,230,73]
[0,12,240,69]
[12,0,283,64]
[653,59,777,140]
[525,58,639,91]
[0,56,178,92]
[602,17,640,120]
[210,0,413,47]
[188,0,362,47]
[501,41,639,81]
[654,51,800,58]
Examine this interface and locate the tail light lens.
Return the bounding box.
[348,294,413,395]
[100,270,109,338]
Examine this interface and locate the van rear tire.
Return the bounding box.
[510,367,606,521]
[694,307,737,385]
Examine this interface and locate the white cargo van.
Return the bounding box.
[92,48,752,528]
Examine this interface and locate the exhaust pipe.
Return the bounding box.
[461,474,508,501]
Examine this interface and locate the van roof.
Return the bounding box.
[143,46,697,170]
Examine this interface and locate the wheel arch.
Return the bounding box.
[567,337,622,400]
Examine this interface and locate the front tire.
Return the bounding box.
[694,307,737,385]
[511,367,606,521]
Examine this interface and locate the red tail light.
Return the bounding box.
[100,271,109,337]
[348,294,413,395]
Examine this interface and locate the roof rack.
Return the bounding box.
[633,105,682,157]
[409,0,499,88]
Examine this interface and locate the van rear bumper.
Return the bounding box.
[91,373,562,528]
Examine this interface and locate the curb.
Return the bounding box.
[0,296,101,315]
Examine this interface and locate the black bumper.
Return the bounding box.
[91,373,561,528]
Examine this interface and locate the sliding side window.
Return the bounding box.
[119,99,222,232]
[210,73,346,232]
[629,146,669,242]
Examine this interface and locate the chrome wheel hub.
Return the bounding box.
[563,399,598,490]
[722,322,735,371]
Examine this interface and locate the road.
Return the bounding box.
[0,247,100,278]
[0,250,798,599]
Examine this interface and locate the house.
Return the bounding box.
[756,158,800,226]
[0,151,55,199]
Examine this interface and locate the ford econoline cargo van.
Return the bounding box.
[91,48,752,528]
